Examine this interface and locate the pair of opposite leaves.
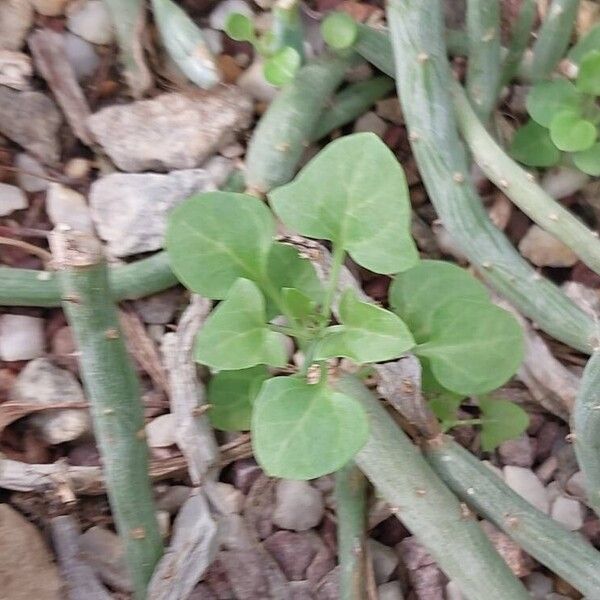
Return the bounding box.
[166,133,524,478]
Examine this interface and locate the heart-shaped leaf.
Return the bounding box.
[225,12,255,42]
[429,394,463,431]
[195,278,288,369]
[321,11,358,49]
[573,142,600,176]
[166,192,275,299]
[263,47,301,86]
[389,260,489,343]
[266,242,323,308]
[550,111,597,152]
[269,133,418,274]
[569,25,600,65]
[576,50,600,95]
[315,290,414,363]
[526,80,582,127]
[509,120,561,168]
[479,396,530,452]
[415,299,524,395]
[207,366,269,431]
[252,376,369,479]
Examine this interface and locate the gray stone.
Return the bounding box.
[0,87,62,164]
[0,504,62,600]
[354,111,387,137]
[66,0,113,45]
[11,358,90,444]
[88,88,252,172]
[32,0,69,16]
[551,495,584,531]
[272,479,324,532]
[541,166,589,200]
[503,466,549,513]
[155,485,192,515]
[218,514,254,550]
[498,435,534,468]
[0,50,32,90]
[566,470,586,498]
[46,183,93,232]
[562,281,600,317]
[0,182,27,215]
[445,581,463,600]
[263,530,317,580]
[15,153,48,192]
[79,526,132,592]
[368,539,398,585]
[63,33,100,81]
[134,288,182,325]
[378,581,405,600]
[238,60,278,102]
[519,225,578,268]
[0,314,44,360]
[523,572,553,599]
[89,158,233,256]
[0,0,34,51]
[209,0,254,30]
[205,481,245,515]
[376,97,403,125]
[145,413,176,448]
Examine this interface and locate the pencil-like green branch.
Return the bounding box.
[50,228,163,599]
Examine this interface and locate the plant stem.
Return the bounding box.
[466,0,501,122]
[0,251,178,307]
[49,229,163,599]
[337,376,530,600]
[311,76,395,141]
[501,0,536,86]
[573,350,600,518]
[362,6,596,353]
[425,435,600,598]
[321,242,345,322]
[530,0,580,81]
[272,0,304,62]
[246,53,350,194]
[335,461,368,600]
[452,80,600,276]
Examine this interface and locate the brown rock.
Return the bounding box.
[314,566,340,600]
[480,521,534,577]
[397,536,445,600]
[264,531,317,580]
[231,458,262,493]
[244,474,276,539]
[219,550,269,599]
[498,435,535,468]
[518,225,578,268]
[0,504,63,600]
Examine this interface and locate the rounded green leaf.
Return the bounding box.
[576,50,600,95]
[314,289,415,363]
[263,47,301,86]
[207,366,269,431]
[573,142,600,176]
[550,111,597,152]
[321,12,358,50]
[429,395,463,430]
[269,133,418,274]
[389,260,489,343]
[526,80,582,127]
[195,278,288,370]
[568,25,600,65]
[166,192,275,299]
[415,299,524,395]
[509,120,561,168]
[479,396,530,452]
[252,377,369,479]
[225,12,255,42]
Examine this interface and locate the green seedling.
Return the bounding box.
[166,134,525,479]
[224,11,302,86]
[321,11,358,50]
[510,50,600,174]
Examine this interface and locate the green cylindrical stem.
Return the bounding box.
[425,436,600,599]
[530,0,580,80]
[50,231,163,599]
[573,350,600,518]
[272,0,304,62]
[466,0,501,121]
[0,251,178,307]
[337,377,530,600]
[335,461,367,600]
[501,0,536,86]
[378,2,595,353]
[453,81,600,276]
[245,54,350,193]
[311,76,395,141]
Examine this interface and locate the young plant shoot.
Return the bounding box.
[510,50,600,175]
[166,133,525,480]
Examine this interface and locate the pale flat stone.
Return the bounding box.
[0,182,27,215]
[0,314,44,360]
[551,495,584,531]
[46,183,93,232]
[66,0,113,45]
[273,480,324,531]
[0,0,34,51]
[503,466,549,513]
[519,225,578,268]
